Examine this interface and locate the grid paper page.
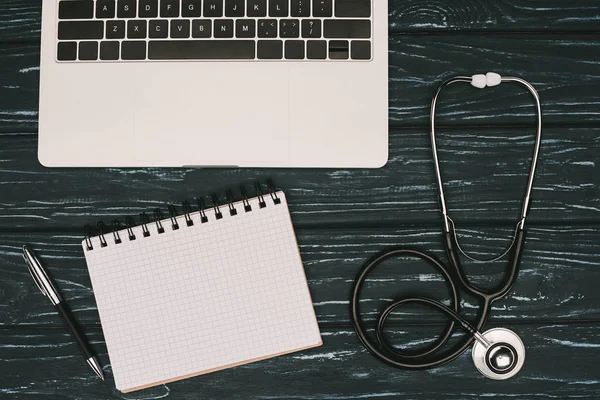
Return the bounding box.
[82,192,321,392]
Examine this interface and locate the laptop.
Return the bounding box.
[39,0,388,167]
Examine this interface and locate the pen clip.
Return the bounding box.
[23,250,49,298]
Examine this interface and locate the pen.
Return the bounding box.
[23,245,104,381]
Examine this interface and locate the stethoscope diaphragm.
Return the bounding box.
[472,328,525,380]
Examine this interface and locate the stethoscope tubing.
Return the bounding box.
[350,230,525,370]
[431,76,543,236]
[351,248,484,369]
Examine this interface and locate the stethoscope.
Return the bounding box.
[351,73,542,379]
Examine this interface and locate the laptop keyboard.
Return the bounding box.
[56,0,372,62]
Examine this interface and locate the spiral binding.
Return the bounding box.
[197,198,208,223]
[254,182,267,209]
[267,178,281,205]
[154,208,165,234]
[84,224,94,251]
[84,180,281,250]
[111,220,122,244]
[226,189,238,216]
[168,205,180,230]
[140,212,151,237]
[211,193,223,220]
[125,216,137,240]
[182,201,194,226]
[97,221,108,248]
[240,185,252,212]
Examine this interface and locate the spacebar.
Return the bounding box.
[148,40,256,60]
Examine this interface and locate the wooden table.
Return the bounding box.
[2,1,600,398]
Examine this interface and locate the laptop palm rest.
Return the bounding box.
[132,65,290,166]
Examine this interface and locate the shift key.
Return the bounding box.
[335,0,371,17]
[58,1,94,19]
[324,19,370,38]
[58,21,104,40]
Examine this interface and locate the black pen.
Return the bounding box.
[23,245,104,381]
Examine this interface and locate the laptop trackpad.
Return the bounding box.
[132,67,290,166]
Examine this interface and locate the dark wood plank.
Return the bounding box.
[0,127,597,229]
[0,0,41,42]
[1,323,599,399]
[3,226,600,326]
[3,35,600,131]
[389,0,600,33]
[3,0,600,42]
[0,43,39,133]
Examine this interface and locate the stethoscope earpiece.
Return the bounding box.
[472,328,525,380]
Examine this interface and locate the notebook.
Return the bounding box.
[82,184,322,392]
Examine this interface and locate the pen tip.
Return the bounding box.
[87,357,105,381]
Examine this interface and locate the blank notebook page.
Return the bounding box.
[82,192,322,392]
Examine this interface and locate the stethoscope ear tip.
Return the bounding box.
[472,328,525,380]
[471,72,502,88]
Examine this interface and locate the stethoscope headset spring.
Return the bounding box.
[351,72,543,380]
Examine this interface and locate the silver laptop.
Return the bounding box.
[39,0,388,167]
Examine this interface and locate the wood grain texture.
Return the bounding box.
[0,0,41,42]
[1,324,600,399]
[2,0,600,42]
[1,1,600,398]
[389,0,600,32]
[0,127,597,229]
[3,34,600,131]
[2,226,599,326]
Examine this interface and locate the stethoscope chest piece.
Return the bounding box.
[472,328,525,380]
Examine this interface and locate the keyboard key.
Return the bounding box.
[236,20,256,38]
[335,0,371,17]
[121,41,147,60]
[313,0,332,17]
[139,0,159,17]
[161,0,180,17]
[127,20,147,39]
[59,1,94,19]
[351,40,370,59]
[301,19,321,38]
[269,0,288,16]
[182,0,202,16]
[79,41,98,60]
[96,0,115,18]
[291,0,310,17]
[247,0,267,17]
[258,40,283,59]
[214,20,234,38]
[57,42,77,61]
[280,20,299,38]
[226,0,245,17]
[307,40,327,59]
[100,41,120,60]
[258,19,277,38]
[117,0,136,17]
[192,20,212,37]
[171,20,191,38]
[328,39,348,59]
[285,40,304,59]
[106,20,126,38]
[148,40,255,59]
[204,0,223,17]
[324,19,370,38]
[149,20,169,38]
[58,21,104,40]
